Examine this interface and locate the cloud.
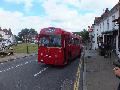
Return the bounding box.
[40,0,119,30]
[0,8,52,35]
[4,0,33,12]
[39,0,102,31]
[78,0,118,12]
[0,0,119,35]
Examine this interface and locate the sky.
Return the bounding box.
[0,0,119,35]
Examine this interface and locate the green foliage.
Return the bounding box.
[73,29,89,43]
[17,28,38,42]
[14,35,22,41]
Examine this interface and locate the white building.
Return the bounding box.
[90,2,119,55]
[0,27,15,45]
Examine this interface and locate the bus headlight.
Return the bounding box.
[41,53,43,56]
[49,56,51,58]
[46,55,48,56]
[55,55,58,58]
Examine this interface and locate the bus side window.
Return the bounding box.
[69,38,72,44]
[44,39,49,46]
[72,38,74,45]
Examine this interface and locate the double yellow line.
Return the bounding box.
[74,60,82,90]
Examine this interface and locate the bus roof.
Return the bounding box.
[39,27,81,39]
[40,27,69,35]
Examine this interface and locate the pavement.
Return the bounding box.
[83,49,120,90]
[0,53,36,63]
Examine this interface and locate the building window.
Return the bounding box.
[112,15,115,29]
[103,22,104,30]
[107,19,109,30]
[100,24,101,29]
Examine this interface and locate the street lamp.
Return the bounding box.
[26,35,29,54]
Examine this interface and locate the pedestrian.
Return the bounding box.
[99,42,105,56]
[100,42,105,56]
[104,42,110,58]
[113,67,120,90]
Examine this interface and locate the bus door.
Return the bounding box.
[62,34,69,64]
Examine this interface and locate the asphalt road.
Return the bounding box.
[0,55,83,90]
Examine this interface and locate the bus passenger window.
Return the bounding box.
[44,39,49,46]
[39,35,61,47]
[49,35,61,47]
[39,37,49,46]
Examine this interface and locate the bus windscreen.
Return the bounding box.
[39,35,61,47]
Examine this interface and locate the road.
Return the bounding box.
[0,55,83,90]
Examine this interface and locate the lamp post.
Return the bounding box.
[26,35,29,54]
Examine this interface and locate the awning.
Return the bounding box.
[102,29,118,35]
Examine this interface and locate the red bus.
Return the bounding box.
[38,27,82,65]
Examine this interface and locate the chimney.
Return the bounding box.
[105,8,109,13]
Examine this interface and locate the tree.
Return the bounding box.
[14,35,21,41]
[18,28,38,42]
[73,29,89,43]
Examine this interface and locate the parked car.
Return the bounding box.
[17,41,22,44]
[34,40,38,44]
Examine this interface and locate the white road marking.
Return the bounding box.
[6,69,10,71]
[0,60,35,73]
[16,65,20,68]
[34,67,48,77]
[25,61,28,64]
[3,70,6,72]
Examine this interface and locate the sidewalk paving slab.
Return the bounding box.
[83,50,119,90]
[0,53,37,63]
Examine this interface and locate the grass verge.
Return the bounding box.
[12,43,38,54]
